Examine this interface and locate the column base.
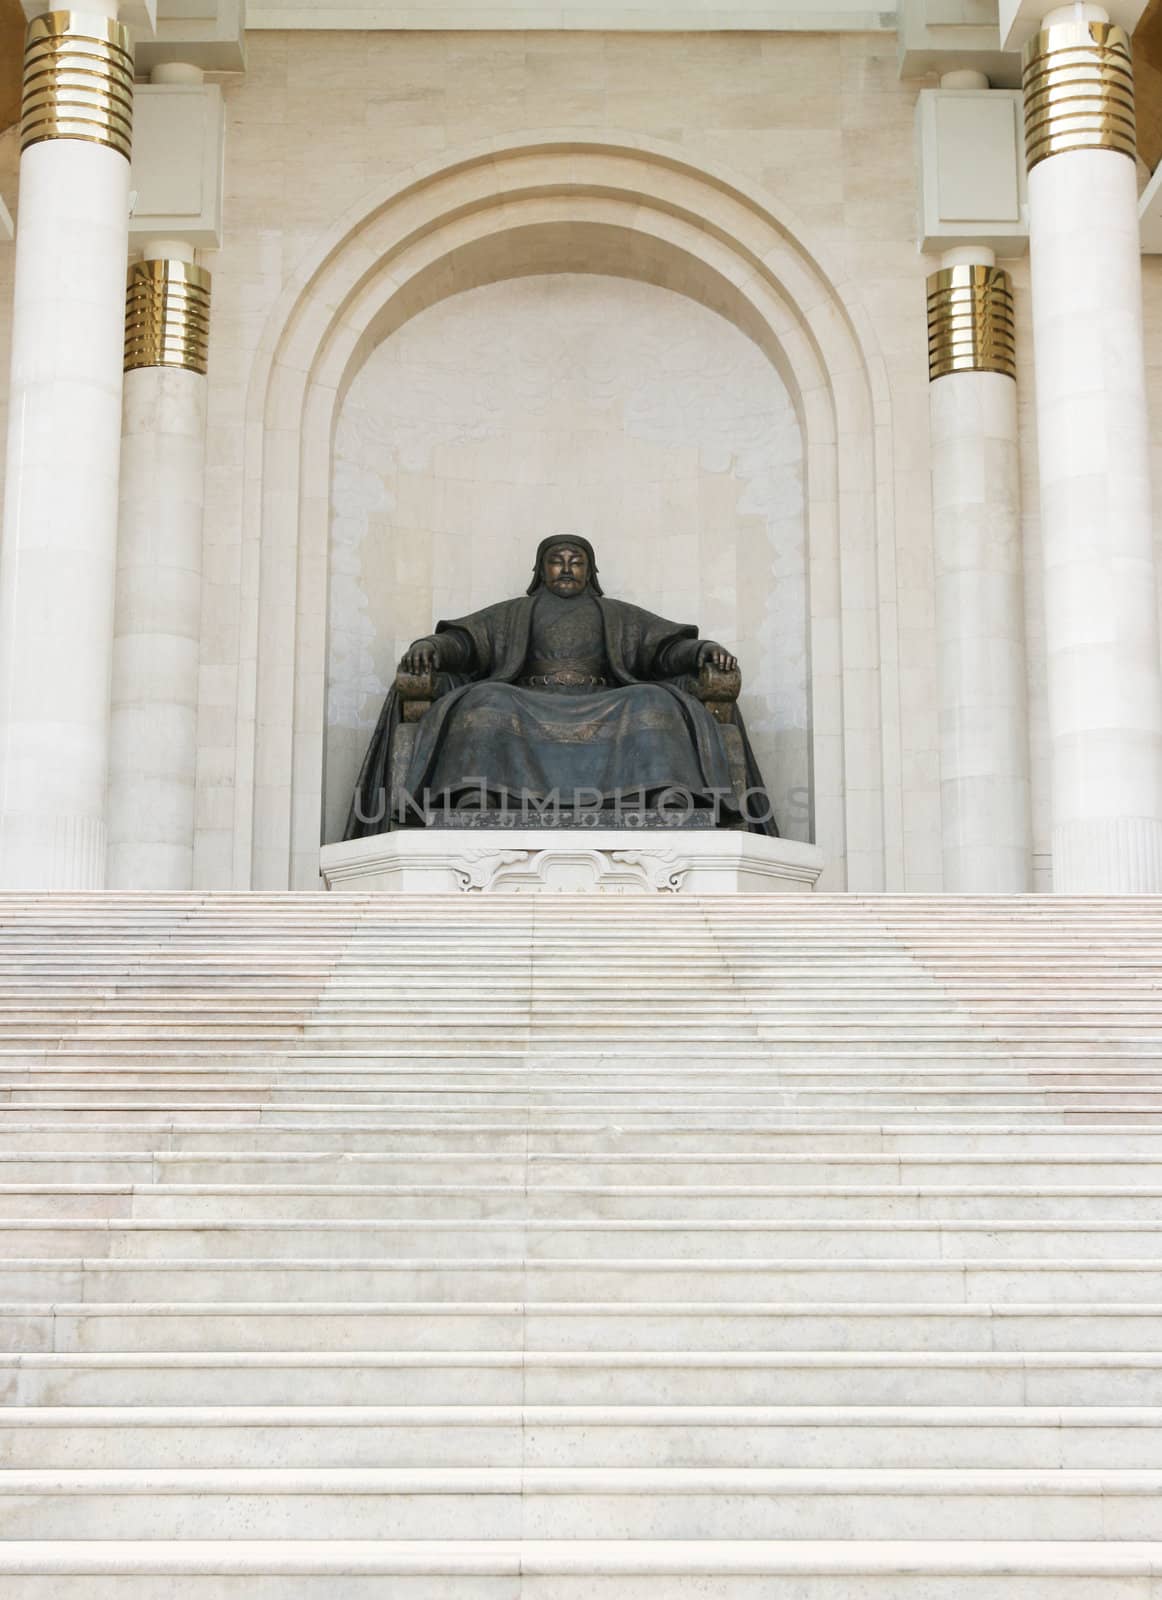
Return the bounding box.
[0,814,106,890]
[1052,817,1162,894]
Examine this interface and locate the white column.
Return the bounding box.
[928,246,1032,892]
[107,237,209,889]
[1024,6,1162,891]
[0,6,133,888]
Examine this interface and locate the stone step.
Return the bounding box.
[7,1181,1162,1223]
[6,939,1142,950]
[4,1255,1160,1305]
[0,937,1152,950]
[1,1465,1161,1541]
[9,1150,1162,1186]
[4,1216,1162,1261]
[4,1089,1160,1116]
[6,1121,1162,1153]
[0,1538,1160,1600]
[5,1299,1162,1354]
[11,1113,1162,1139]
[8,1063,1162,1085]
[11,997,1162,1016]
[11,1081,1162,1104]
[10,1033,1160,1054]
[6,1062,1162,1088]
[8,975,1158,993]
[9,1050,1162,1070]
[0,1032,1155,1051]
[2,1404,1158,1470]
[7,1349,1162,1406]
[0,943,935,953]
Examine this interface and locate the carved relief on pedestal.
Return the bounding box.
[449,846,688,894]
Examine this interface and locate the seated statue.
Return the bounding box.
[344,535,777,836]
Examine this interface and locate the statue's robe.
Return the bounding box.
[344,592,778,837]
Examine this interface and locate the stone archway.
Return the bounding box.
[239,133,901,891]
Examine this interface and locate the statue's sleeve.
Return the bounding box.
[654,635,704,677]
[602,599,699,681]
[423,626,474,672]
[434,604,506,677]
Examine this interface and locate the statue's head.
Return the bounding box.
[527,534,603,598]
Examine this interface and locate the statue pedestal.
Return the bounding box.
[320,829,824,894]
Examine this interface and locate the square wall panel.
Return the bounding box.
[917,87,1028,254]
[129,82,224,249]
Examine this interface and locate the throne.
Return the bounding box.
[389,659,751,827]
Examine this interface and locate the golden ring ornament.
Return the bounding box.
[124,259,212,376]
[1023,19,1135,170]
[22,10,134,161]
[926,265,1016,383]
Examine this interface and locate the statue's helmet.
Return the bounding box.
[527,534,603,596]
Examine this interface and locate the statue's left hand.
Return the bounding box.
[700,642,738,673]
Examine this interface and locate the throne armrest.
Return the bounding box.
[396,666,436,724]
[694,661,742,725]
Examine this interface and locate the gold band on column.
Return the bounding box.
[926,265,1016,382]
[1022,20,1135,171]
[22,11,134,161]
[124,260,212,376]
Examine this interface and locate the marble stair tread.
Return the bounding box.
[9,1298,1162,1355]
[8,1256,1162,1306]
[10,1063,1162,1079]
[13,1082,1162,1100]
[10,1348,1162,1405]
[11,1046,1162,1065]
[5,1403,1162,1469]
[1,1537,1162,1585]
[10,975,1158,990]
[4,1465,1162,1540]
[9,1182,1162,1223]
[14,1109,1162,1129]
[14,1152,1162,1183]
[9,1075,1162,1098]
[11,999,1162,1014]
[8,1216,1162,1263]
[11,1066,1162,1085]
[10,1122,1162,1153]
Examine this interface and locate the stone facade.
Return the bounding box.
[1,24,1162,890]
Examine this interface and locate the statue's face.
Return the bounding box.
[542,544,590,597]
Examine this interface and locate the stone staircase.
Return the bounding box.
[0,891,1161,1595]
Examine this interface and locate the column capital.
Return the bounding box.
[926,264,1016,382]
[1022,18,1136,171]
[21,10,134,161]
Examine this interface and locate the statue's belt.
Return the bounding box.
[520,661,608,689]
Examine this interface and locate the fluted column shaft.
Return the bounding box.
[928,250,1032,891]
[0,7,132,888]
[1024,6,1162,891]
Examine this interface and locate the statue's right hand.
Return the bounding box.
[400,640,437,675]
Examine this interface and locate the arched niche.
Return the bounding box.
[239,134,902,892]
[325,268,810,845]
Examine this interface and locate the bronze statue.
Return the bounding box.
[344,535,777,836]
